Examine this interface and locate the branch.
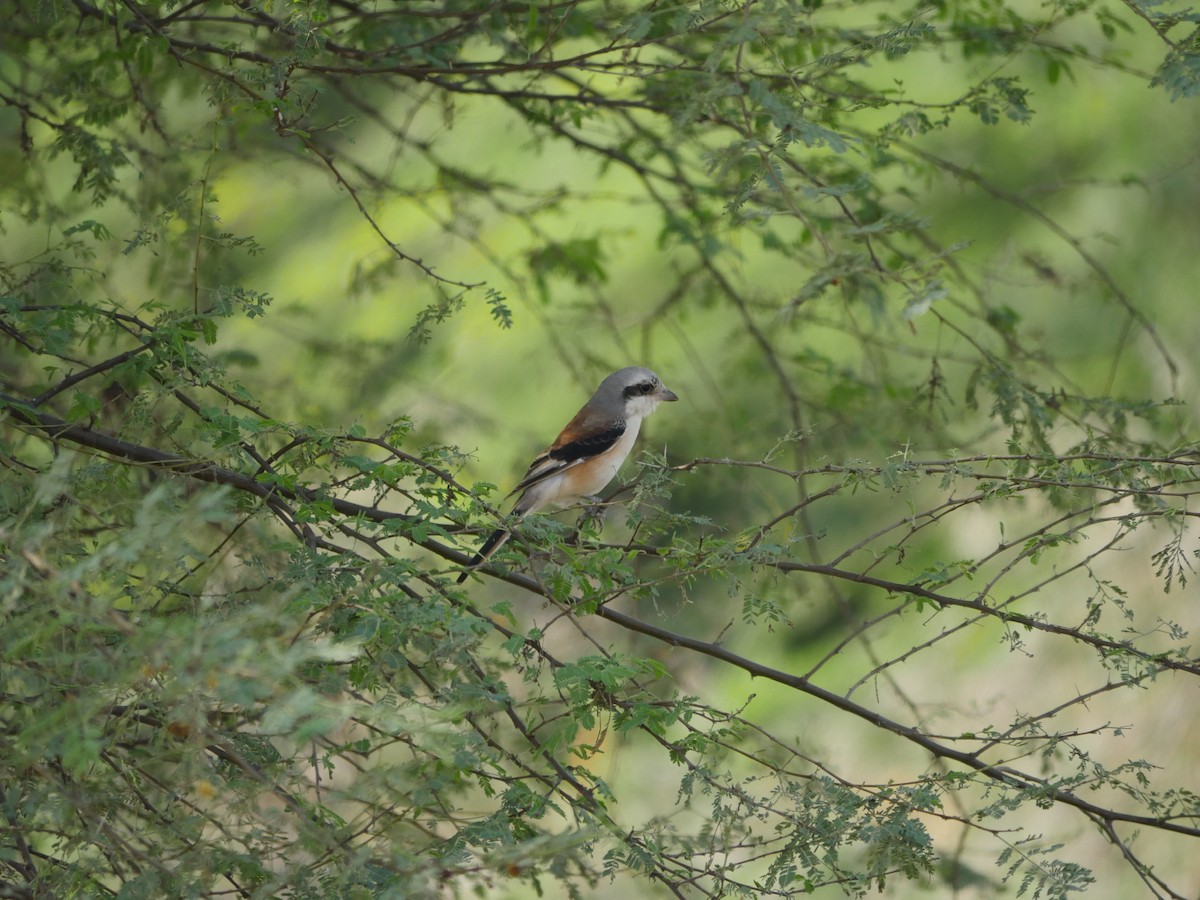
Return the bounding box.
[0,394,427,533]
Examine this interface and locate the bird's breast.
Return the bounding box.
[548,418,641,506]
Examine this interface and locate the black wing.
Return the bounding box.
[510,421,626,494]
[548,422,626,463]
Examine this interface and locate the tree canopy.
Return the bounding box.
[4,0,1200,897]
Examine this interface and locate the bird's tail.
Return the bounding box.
[456,527,513,583]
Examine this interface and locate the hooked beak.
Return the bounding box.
[659,386,679,402]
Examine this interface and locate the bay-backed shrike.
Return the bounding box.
[458,366,678,582]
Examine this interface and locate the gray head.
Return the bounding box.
[592,366,679,420]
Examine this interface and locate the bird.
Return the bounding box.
[457,366,679,582]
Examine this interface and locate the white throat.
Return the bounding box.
[623,395,662,420]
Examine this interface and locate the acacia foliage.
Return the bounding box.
[3,1,1200,898]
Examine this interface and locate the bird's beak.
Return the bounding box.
[660,386,679,402]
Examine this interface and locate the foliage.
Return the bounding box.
[3,0,1200,897]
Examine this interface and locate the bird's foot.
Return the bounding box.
[575,496,608,534]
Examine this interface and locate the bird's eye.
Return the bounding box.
[639,382,656,395]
